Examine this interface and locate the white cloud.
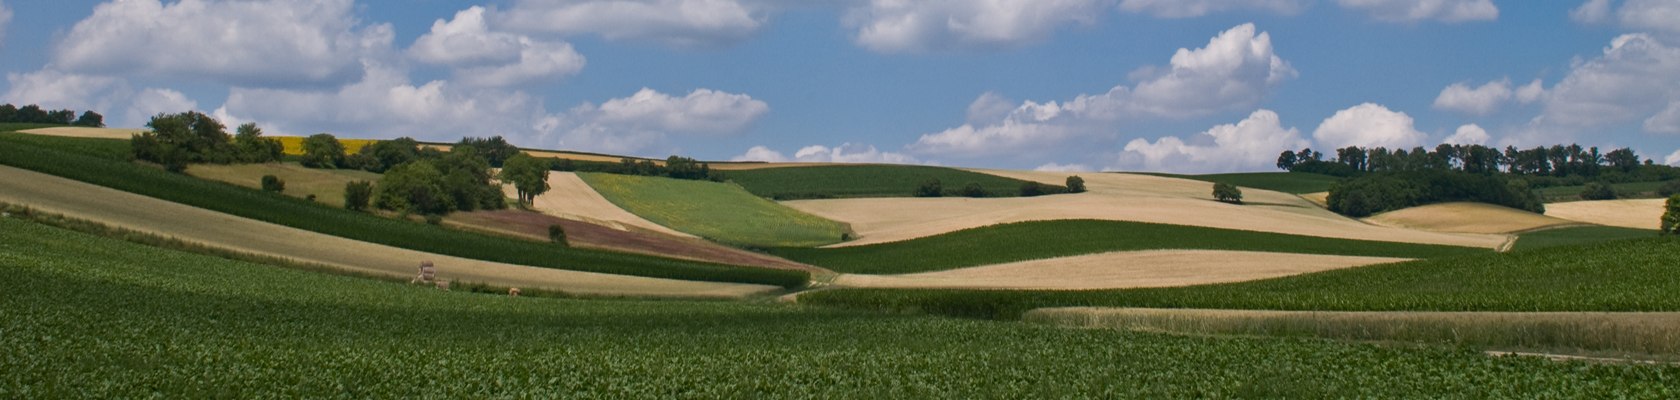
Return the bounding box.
[1335,0,1498,23]
[553,88,769,154]
[965,91,1016,124]
[1312,103,1426,149]
[1648,101,1680,134]
[409,7,586,88]
[1118,0,1304,18]
[1118,109,1308,173]
[1034,162,1092,172]
[1617,0,1680,34]
[125,89,200,127]
[1666,149,1680,166]
[1443,124,1490,145]
[1515,79,1545,104]
[0,1,12,46]
[497,0,764,47]
[1433,79,1512,115]
[1,70,128,114]
[455,41,586,88]
[909,23,1295,158]
[1538,33,1680,134]
[730,143,918,164]
[53,0,393,88]
[845,0,1108,53]
[1571,0,1612,24]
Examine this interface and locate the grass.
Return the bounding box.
[1142,171,1341,194]
[186,162,383,207]
[768,219,1486,274]
[802,237,1680,320]
[3,217,1675,397]
[0,133,807,287]
[721,164,1062,199]
[1513,226,1659,251]
[1538,180,1671,202]
[579,172,849,248]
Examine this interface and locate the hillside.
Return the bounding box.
[722,164,1060,200]
[1363,202,1579,234]
[579,172,850,248]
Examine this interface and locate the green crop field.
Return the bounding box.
[1512,226,1658,251]
[769,219,1486,274]
[1142,171,1341,194]
[3,218,1674,397]
[803,237,1680,320]
[0,133,806,287]
[579,172,848,248]
[721,165,1062,199]
[1537,180,1671,202]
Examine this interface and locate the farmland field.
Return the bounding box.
[768,219,1485,274]
[1537,180,1670,202]
[1363,202,1577,234]
[3,217,1675,397]
[187,162,382,207]
[721,164,1058,199]
[802,237,1680,319]
[0,133,806,287]
[272,135,377,156]
[579,172,849,248]
[1141,171,1342,194]
[1511,226,1657,251]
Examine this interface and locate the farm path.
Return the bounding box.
[0,165,778,299]
[512,171,697,238]
[829,250,1405,290]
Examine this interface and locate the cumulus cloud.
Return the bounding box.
[909,23,1294,158]
[1312,103,1426,149]
[1538,33,1680,134]
[125,89,200,127]
[1443,124,1491,145]
[1667,148,1680,166]
[53,0,393,88]
[553,88,770,154]
[497,0,764,47]
[1335,0,1498,23]
[1616,0,1680,34]
[0,1,12,46]
[730,143,918,164]
[1118,0,1304,18]
[1515,79,1546,104]
[1571,0,1613,24]
[1433,79,1512,115]
[410,7,586,88]
[1034,162,1092,172]
[844,0,1108,53]
[1118,109,1309,173]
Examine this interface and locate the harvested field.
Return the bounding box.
[1365,202,1579,234]
[445,209,824,273]
[830,250,1405,290]
[1027,307,1680,356]
[512,171,695,238]
[787,171,1505,249]
[1300,192,1329,207]
[1545,199,1664,230]
[186,162,381,207]
[17,126,146,139]
[0,165,776,298]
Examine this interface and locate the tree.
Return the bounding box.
[1606,148,1641,173]
[915,178,943,197]
[1580,182,1617,201]
[549,224,568,246]
[1066,176,1087,193]
[960,182,986,198]
[375,161,448,214]
[500,153,550,205]
[300,133,347,168]
[260,175,285,192]
[233,123,283,163]
[72,111,104,127]
[1213,183,1243,204]
[1018,181,1045,197]
[1276,150,1298,170]
[1665,195,1680,235]
[361,137,422,173]
[344,180,374,211]
[456,136,522,167]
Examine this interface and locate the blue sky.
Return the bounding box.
[2,0,1678,172]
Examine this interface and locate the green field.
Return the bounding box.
[803,237,1680,319]
[1512,226,1658,251]
[579,173,848,247]
[1537,180,1671,202]
[1142,171,1341,194]
[722,165,1062,199]
[768,219,1486,274]
[0,133,806,287]
[4,217,1674,397]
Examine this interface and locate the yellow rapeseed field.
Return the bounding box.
[273,136,377,156]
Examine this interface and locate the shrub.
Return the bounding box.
[1664,195,1680,235]
[1213,183,1243,204]
[1019,181,1045,197]
[305,194,317,202]
[424,214,444,225]
[260,175,285,193]
[1066,176,1086,193]
[548,224,568,245]
[960,182,987,198]
[344,180,373,211]
[915,179,943,197]
[1659,180,1680,197]
[375,161,449,215]
[1580,182,1618,200]
[300,133,347,168]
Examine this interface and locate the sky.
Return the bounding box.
[2,0,1679,173]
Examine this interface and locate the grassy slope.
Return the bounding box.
[1538,181,1671,202]
[803,237,1680,319]
[0,133,805,287]
[579,172,848,248]
[769,220,1486,274]
[3,218,1672,397]
[187,162,382,207]
[1142,172,1341,194]
[1512,226,1658,251]
[722,165,1061,199]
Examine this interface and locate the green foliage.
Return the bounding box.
[1327,171,1544,218]
[1512,226,1656,251]
[959,182,986,198]
[0,103,83,125]
[343,180,373,211]
[260,175,285,193]
[1661,180,1680,197]
[804,237,1680,320]
[1212,182,1243,204]
[723,165,1061,200]
[424,213,443,225]
[915,178,943,197]
[1665,195,1680,236]
[375,161,448,215]
[72,111,104,128]
[1065,175,1086,193]
[5,218,1671,397]
[232,123,284,163]
[300,133,347,168]
[358,137,421,173]
[1149,172,1340,194]
[549,224,568,245]
[0,134,807,287]
[454,136,520,167]
[580,172,848,248]
[1580,182,1619,200]
[1540,180,1672,202]
[1018,181,1046,197]
[768,220,1484,274]
[131,111,238,165]
[500,153,550,205]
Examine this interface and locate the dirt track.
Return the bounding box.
[0,165,777,298]
[1544,199,1664,230]
[830,250,1405,290]
[1365,202,1579,234]
[787,171,1506,249]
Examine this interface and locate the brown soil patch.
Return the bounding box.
[1544,199,1664,230]
[830,250,1405,290]
[446,209,825,273]
[0,165,777,298]
[17,126,146,139]
[1365,202,1579,234]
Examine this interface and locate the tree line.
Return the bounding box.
[1277,143,1664,182]
[0,103,104,127]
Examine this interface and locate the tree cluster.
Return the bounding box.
[131,112,282,171]
[501,153,551,205]
[1212,183,1243,204]
[1279,144,1664,183]
[0,103,103,127]
[371,144,507,215]
[1326,170,1545,218]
